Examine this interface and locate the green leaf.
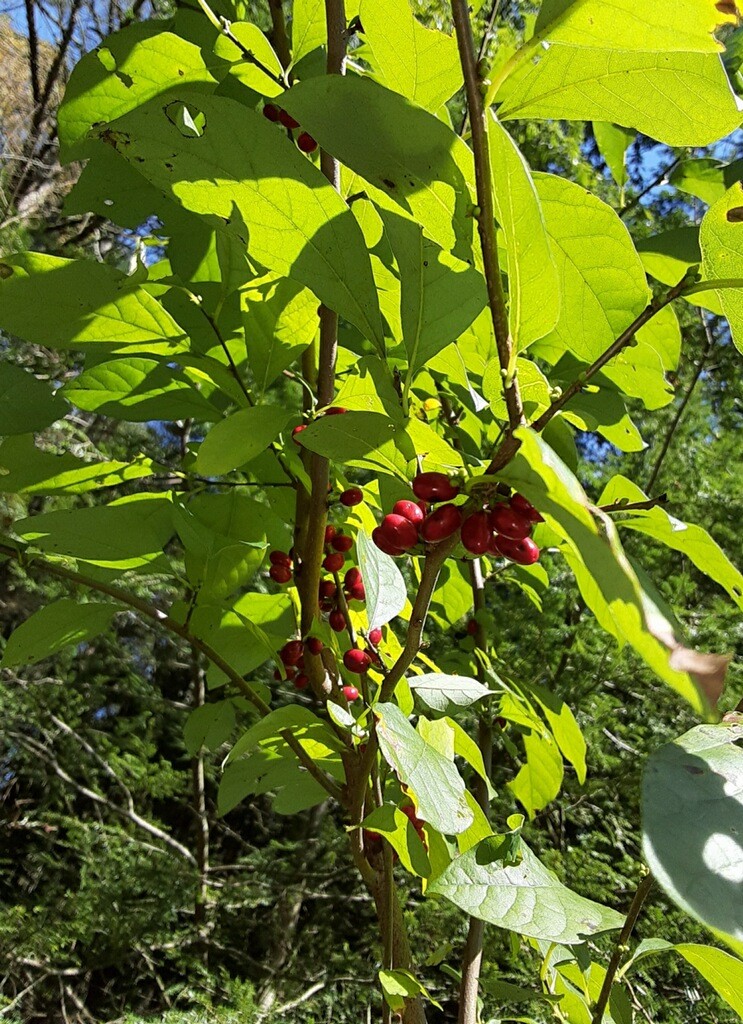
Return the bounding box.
[196,406,289,476]
[408,672,494,716]
[0,253,187,354]
[227,705,344,763]
[484,357,550,421]
[1,599,120,668]
[291,0,326,64]
[670,157,743,207]
[533,174,649,362]
[642,722,743,944]
[592,122,634,189]
[375,703,474,835]
[700,181,743,354]
[600,303,680,410]
[378,969,441,1013]
[356,530,408,631]
[378,209,486,379]
[0,362,69,435]
[61,358,220,422]
[281,75,476,258]
[428,836,623,942]
[215,22,284,96]
[360,804,431,877]
[499,428,728,714]
[242,274,319,394]
[508,731,564,818]
[489,117,559,350]
[184,700,237,755]
[57,23,219,159]
[599,474,743,610]
[528,682,587,785]
[186,599,281,688]
[13,496,174,571]
[99,94,384,349]
[0,436,156,495]
[358,0,461,111]
[674,944,743,1017]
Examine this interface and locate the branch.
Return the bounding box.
[451,0,524,434]
[23,0,41,105]
[619,157,681,219]
[49,714,135,813]
[195,0,287,86]
[590,872,654,1024]
[598,495,668,515]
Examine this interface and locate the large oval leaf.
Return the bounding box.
[642,722,743,944]
[356,531,407,632]
[408,672,494,716]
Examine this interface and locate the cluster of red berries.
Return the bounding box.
[275,635,365,701]
[268,548,293,584]
[263,102,317,153]
[372,472,542,566]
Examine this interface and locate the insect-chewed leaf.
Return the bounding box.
[700,181,743,354]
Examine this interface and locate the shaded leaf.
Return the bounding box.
[1,599,120,668]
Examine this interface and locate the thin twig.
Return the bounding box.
[619,157,681,219]
[598,495,668,515]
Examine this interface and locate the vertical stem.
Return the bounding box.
[24,0,41,106]
[190,649,210,958]
[450,0,523,433]
[267,0,292,69]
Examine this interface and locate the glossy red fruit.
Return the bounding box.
[269,550,292,567]
[262,103,280,122]
[278,108,300,129]
[412,472,460,502]
[323,552,345,573]
[306,637,324,656]
[380,513,419,550]
[420,503,463,543]
[466,619,478,636]
[340,487,363,507]
[461,511,491,555]
[292,424,307,444]
[280,640,304,666]
[342,685,360,702]
[368,627,382,646]
[510,492,544,522]
[318,579,337,600]
[401,803,423,828]
[489,504,533,540]
[324,524,337,544]
[320,597,334,613]
[343,648,371,674]
[332,533,353,552]
[347,582,365,602]
[269,564,292,584]
[392,499,425,526]
[492,534,540,565]
[294,673,309,690]
[345,567,362,587]
[329,608,346,632]
[372,526,405,557]
[325,405,347,415]
[297,131,318,153]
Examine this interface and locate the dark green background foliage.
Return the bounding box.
[1,0,742,1021]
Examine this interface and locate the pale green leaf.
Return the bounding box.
[675,944,743,1017]
[228,705,343,762]
[1,599,120,668]
[408,672,494,716]
[242,274,318,394]
[670,157,743,207]
[0,362,69,435]
[359,0,461,111]
[642,723,743,943]
[357,530,408,631]
[196,406,290,476]
[529,682,587,784]
[600,303,680,410]
[592,122,634,189]
[379,969,441,1013]
[375,702,474,835]
[215,22,284,96]
[508,731,564,818]
[700,181,743,354]
[489,116,559,350]
[484,357,550,420]
[428,837,623,942]
[291,0,326,64]
[360,804,431,877]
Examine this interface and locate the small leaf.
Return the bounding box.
[184,701,237,755]
[360,804,431,877]
[1,599,120,668]
[196,406,290,476]
[508,731,564,819]
[357,530,407,631]
[242,275,319,394]
[408,672,495,716]
[375,703,474,835]
[593,122,635,189]
[215,22,284,96]
[642,722,743,944]
[379,969,442,1013]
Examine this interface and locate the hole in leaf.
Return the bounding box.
[97,47,117,72]
[0,263,14,279]
[115,70,133,89]
[165,101,206,138]
[381,178,396,189]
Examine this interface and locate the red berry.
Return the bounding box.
[292,424,307,444]
[340,487,363,507]
[329,608,346,632]
[325,406,347,415]
[344,567,362,587]
[269,550,292,567]
[372,526,405,557]
[492,535,540,565]
[297,132,318,153]
[489,504,533,540]
[347,582,365,602]
[280,640,304,666]
[510,493,544,522]
[263,103,280,122]
[306,637,324,656]
[412,472,460,502]
[420,503,463,543]
[343,648,371,674]
[324,524,337,544]
[273,668,282,681]
[392,499,425,526]
[368,627,382,646]
[278,108,300,129]
[461,511,491,555]
[294,673,309,690]
[320,597,334,612]
[466,619,478,636]
[270,564,292,584]
[319,579,337,600]
[380,513,419,550]
[332,534,353,552]
[323,551,345,573]
[342,685,360,702]
[401,803,423,828]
